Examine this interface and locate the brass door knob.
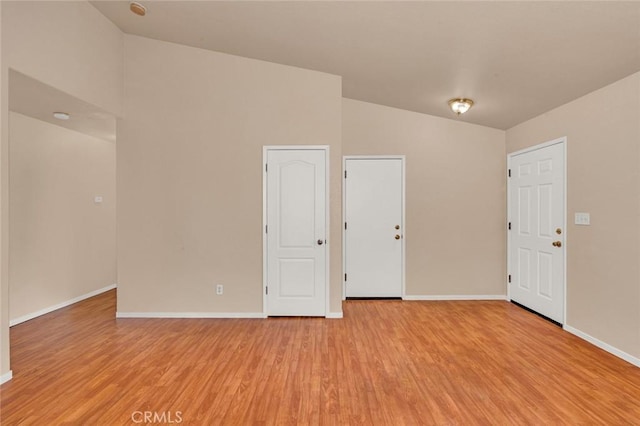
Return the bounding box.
[395,234,401,240]
[552,241,562,247]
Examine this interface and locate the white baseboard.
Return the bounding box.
[403,294,508,301]
[116,311,345,319]
[10,283,117,327]
[564,324,640,368]
[116,311,267,319]
[0,370,13,385]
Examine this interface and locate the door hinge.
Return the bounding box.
[508,274,512,283]
[344,273,347,282]
[344,170,347,178]
[508,169,511,177]
[266,286,268,295]
[508,222,511,230]
[265,225,268,233]
[265,164,268,172]
[344,222,347,230]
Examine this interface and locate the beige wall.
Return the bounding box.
[118,35,342,314]
[343,99,506,296]
[2,1,123,116]
[9,112,116,322]
[506,72,640,358]
[1,1,123,379]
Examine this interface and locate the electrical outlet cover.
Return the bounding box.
[574,212,590,226]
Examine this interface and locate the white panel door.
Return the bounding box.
[266,149,326,316]
[345,158,403,297]
[509,141,565,323]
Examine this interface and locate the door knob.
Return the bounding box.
[395,234,401,240]
[317,239,324,245]
[552,241,562,247]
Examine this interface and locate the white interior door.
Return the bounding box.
[344,157,404,297]
[265,148,326,316]
[508,140,565,323]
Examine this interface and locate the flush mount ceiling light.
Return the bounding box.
[448,98,474,115]
[52,112,70,120]
[129,2,146,16]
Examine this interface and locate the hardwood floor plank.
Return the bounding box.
[2,291,640,424]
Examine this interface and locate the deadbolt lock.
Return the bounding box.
[395,225,400,230]
[556,228,562,235]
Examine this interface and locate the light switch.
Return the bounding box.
[94,196,103,204]
[574,212,590,225]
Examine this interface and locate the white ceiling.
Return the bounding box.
[92,1,640,130]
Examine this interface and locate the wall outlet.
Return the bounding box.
[216,284,224,295]
[575,212,590,226]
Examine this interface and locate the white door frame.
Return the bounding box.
[507,137,567,323]
[263,145,330,316]
[342,155,406,300]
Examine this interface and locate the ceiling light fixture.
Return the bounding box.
[129,2,146,16]
[53,112,70,120]
[448,98,474,115]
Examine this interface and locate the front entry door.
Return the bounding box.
[508,140,565,323]
[344,157,404,297]
[265,148,327,316]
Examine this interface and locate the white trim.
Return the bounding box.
[506,154,512,301]
[9,283,117,327]
[263,145,331,317]
[0,370,13,385]
[562,139,568,324]
[402,295,508,301]
[116,312,267,319]
[263,147,268,316]
[508,137,567,156]
[342,155,406,300]
[324,148,331,318]
[342,156,346,300]
[507,137,567,323]
[263,148,268,316]
[343,155,406,159]
[564,325,640,368]
[325,312,343,319]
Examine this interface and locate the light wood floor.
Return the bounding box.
[2,290,640,425]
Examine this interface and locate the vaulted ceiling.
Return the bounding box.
[92,1,640,130]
